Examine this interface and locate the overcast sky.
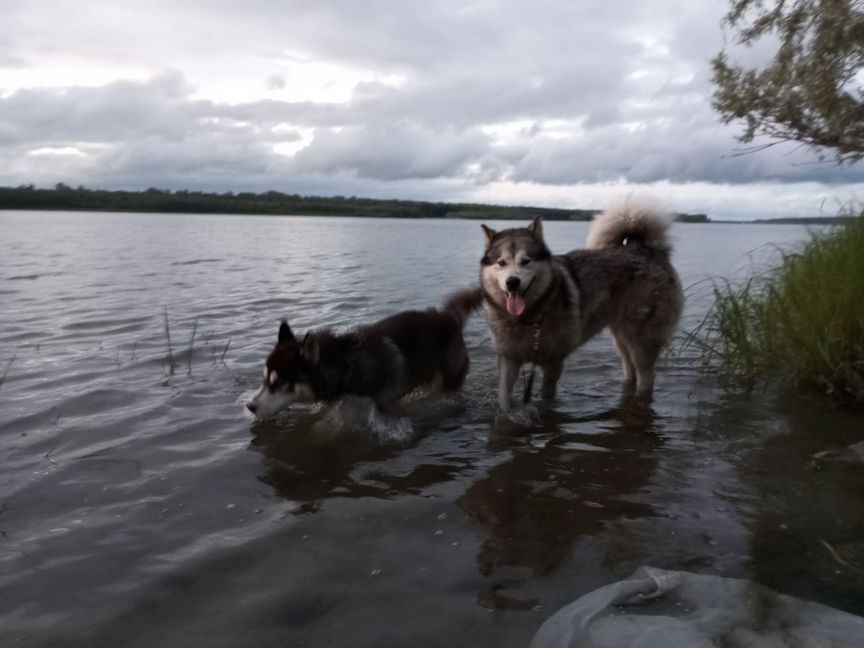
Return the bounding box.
[1,0,862,219]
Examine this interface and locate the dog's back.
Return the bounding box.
[364,287,482,394]
[562,203,681,344]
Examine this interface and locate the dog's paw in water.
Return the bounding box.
[366,406,414,446]
[497,403,541,426]
[310,396,415,446]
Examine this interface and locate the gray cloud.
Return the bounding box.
[511,120,864,186]
[266,74,287,90]
[290,124,490,180]
[0,73,197,145]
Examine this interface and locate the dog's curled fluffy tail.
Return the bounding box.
[586,200,674,253]
[441,287,483,329]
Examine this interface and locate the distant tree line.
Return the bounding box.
[0,184,710,222]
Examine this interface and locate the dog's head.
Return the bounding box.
[245,320,318,417]
[480,216,553,318]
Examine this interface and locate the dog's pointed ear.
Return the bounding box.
[481,224,497,249]
[300,333,319,365]
[278,320,294,345]
[528,216,544,241]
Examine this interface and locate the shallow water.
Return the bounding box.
[1,211,863,647]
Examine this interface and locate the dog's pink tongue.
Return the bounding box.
[506,293,526,316]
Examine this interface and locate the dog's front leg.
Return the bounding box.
[497,355,521,410]
[540,360,564,400]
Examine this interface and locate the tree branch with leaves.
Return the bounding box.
[712,0,864,163]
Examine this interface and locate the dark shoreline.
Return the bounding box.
[0,184,709,222]
[1,184,853,224]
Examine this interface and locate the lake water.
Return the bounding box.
[1,211,863,647]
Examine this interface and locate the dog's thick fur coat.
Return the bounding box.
[480,201,683,408]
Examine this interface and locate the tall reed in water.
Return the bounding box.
[694,209,864,402]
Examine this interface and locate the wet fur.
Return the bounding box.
[480,202,683,409]
[246,288,482,417]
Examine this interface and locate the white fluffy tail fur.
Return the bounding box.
[586,200,674,252]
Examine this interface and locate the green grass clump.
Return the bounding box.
[696,209,864,402]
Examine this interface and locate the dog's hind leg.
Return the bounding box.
[497,355,521,410]
[611,330,636,388]
[441,339,469,392]
[629,342,662,396]
[374,341,407,412]
[373,388,403,414]
[540,359,564,400]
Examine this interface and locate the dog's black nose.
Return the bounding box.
[505,276,521,292]
[245,402,257,414]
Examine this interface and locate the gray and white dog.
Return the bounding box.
[479,201,683,409]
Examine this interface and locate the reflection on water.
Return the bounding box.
[250,418,461,508]
[460,400,658,579]
[1,211,863,647]
[712,390,864,614]
[248,394,477,509]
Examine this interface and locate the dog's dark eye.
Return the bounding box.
[520,258,532,266]
[497,259,507,267]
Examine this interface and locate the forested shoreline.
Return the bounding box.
[0,184,711,222]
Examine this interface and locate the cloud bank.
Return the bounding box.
[1,0,862,218]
